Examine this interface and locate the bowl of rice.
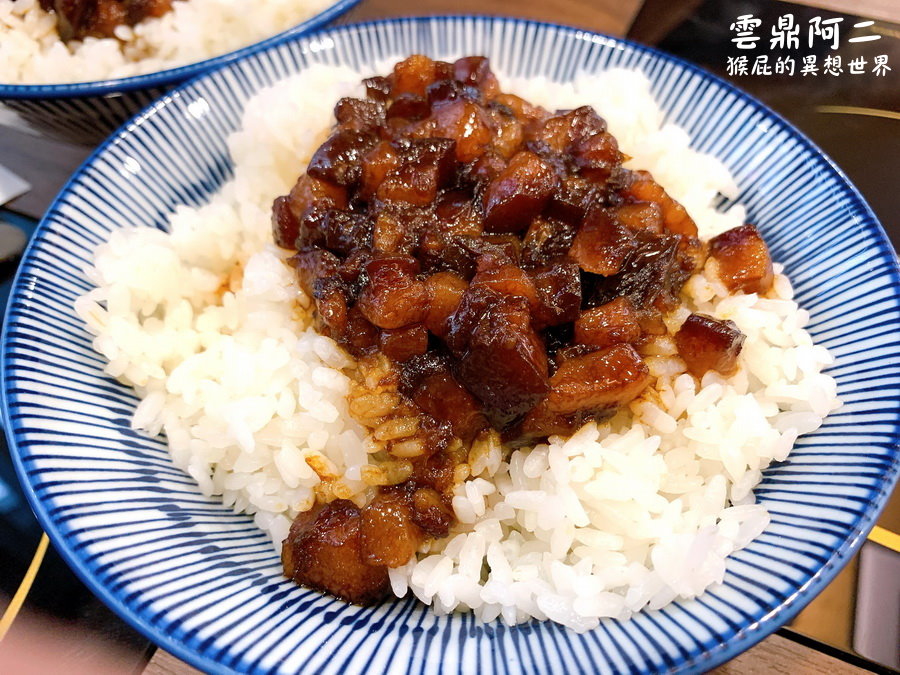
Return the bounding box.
[4,15,900,674]
[0,0,359,144]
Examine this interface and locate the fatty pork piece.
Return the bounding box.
[361,485,454,564]
[582,229,700,323]
[401,354,488,442]
[623,170,698,237]
[527,258,582,328]
[545,343,651,415]
[358,491,424,568]
[357,255,429,329]
[283,488,456,602]
[482,150,559,232]
[708,224,774,295]
[574,297,641,349]
[516,343,651,440]
[449,287,550,428]
[272,174,348,250]
[675,313,745,377]
[568,208,635,276]
[282,500,390,605]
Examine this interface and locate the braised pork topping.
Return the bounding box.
[277,55,774,603]
[36,0,175,40]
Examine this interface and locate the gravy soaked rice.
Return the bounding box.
[75,63,841,632]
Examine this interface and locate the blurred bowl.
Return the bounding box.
[0,0,359,145]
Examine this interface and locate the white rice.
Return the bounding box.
[0,0,332,84]
[392,261,838,632]
[75,63,841,632]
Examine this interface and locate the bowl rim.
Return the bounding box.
[0,0,360,99]
[3,14,899,675]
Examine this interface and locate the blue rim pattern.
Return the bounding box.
[0,0,360,99]
[3,16,900,675]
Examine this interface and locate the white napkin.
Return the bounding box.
[0,162,30,206]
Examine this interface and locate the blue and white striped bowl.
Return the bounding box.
[0,0,358,145]
[3,16,899,674]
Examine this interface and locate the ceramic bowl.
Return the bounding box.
[0,0,359,144]
[3,16,899,674]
